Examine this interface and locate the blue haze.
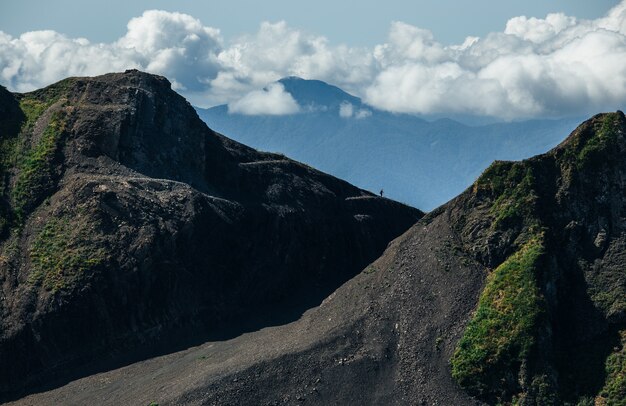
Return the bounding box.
[197,78,583,210]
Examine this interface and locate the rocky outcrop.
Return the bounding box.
[0,71,422,398]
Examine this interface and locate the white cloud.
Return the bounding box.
[228,82,300,115]
[0,30,135,92]
[117,10,223,92]
[339,102,354,118]
[1,3,626,119]
[210,21,374,106]
[0,10,223,93]
[355,109,372,119]
[504,13,577,43]
[364,2,626,119]
[339,102,371,119]
[373,22,448,65]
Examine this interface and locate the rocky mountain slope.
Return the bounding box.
[175,111,623,406]
[2,70,624,405]
[0,70,422,400]
[8,110,625,406]
[197,77,581,210]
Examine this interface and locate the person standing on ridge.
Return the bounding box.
[379,189,384,197]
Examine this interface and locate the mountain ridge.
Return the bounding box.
[1,71,624,405]
[0,70,421,399]
[8,111,625,406]
[175,111,626,405]
[277,76,363,110]
[197,77,583,209]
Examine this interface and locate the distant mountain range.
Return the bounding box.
[197,77,583,210]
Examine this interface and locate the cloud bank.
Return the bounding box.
[1,3,625,119]
[228,83,300,115]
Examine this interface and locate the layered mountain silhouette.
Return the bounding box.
[0,71,421,399]
[1,71,625,406]
[197,77,582,210]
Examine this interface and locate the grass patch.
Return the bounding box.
[489,166,538,230]
[576,114,620,169]
[454,112,624,403]
[11,110,66,221]
[29,215,106,293]
[0,96,46,188]
[596,330,626,406]
[451,234,545,401]
[19,97,49,131]
[590,286,626,321]
[475,160,540,231]
[559,113,621,170]
[0,93,26,232]
[2,80,75,225]
[0,136,19,174]
[473,160,513,198]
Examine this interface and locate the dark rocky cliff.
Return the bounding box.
[164,112,626,406]
[0,71,422,397]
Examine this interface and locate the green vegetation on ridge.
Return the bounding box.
[12,109,66,221]
[455,156,548,402]
[4,80,76,224]
[558,112,622,170]
[596,330,626,406]
[29,214,107,293]
[451,234,546,401]
[475,160,540,233]
[453,112,626,404]
[576,114,620,169]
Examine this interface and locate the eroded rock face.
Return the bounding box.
[0,70,422,396]
[168,113,626,406]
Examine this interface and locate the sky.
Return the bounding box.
[0,1,618,47]
[0,0,625,119]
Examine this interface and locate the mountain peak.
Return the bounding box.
[277,76,361,109]
[0,71,421,397]
[556,110,625,152]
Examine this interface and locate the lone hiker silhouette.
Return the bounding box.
[379,189,384,197]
